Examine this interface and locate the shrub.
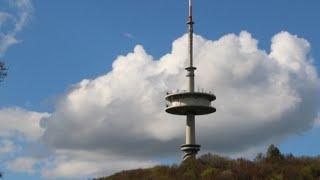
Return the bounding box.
[201,167,217,178]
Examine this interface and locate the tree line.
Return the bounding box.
[98,145,320,180]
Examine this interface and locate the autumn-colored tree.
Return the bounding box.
[266,144,284,163]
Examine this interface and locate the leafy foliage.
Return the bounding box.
[96,145,320,180]
[266,144,284,162]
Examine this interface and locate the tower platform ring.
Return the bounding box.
[165,91,216,115]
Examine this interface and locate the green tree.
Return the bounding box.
[266,144,284,162]
[255,152,264,162]
[201,167,217,178]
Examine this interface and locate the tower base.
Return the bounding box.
[181,144,200,160]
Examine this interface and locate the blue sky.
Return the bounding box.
[0,0,320,179]
[2,0,320,111]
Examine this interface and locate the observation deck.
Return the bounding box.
[165,90,216,115]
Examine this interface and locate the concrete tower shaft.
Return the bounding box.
[185,0,197,160]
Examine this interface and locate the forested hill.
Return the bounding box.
[96,145,320,180]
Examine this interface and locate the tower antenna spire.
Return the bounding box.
[187,0,195,92]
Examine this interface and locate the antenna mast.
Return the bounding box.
[183,0,198,160]
[165,0,216,161]
[186,0,196,92]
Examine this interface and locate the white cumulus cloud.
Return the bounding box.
[6,157,38,174]
[0,139,18,154]
[0,107,49,141]
[314,113,320,127]
[40,150,156,179]
[36,31,319,177]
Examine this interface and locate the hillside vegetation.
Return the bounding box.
[96,145,320,180]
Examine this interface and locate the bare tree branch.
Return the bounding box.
[0,61,7,83]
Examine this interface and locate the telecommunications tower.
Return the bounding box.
[165,0,216,160]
